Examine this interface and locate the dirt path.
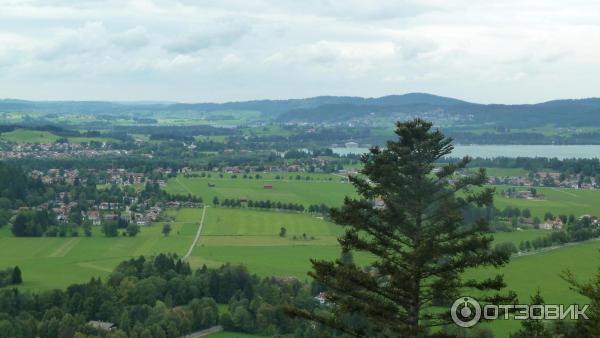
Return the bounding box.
[183,205,207,260]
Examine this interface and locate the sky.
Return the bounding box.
[0,0,599,103]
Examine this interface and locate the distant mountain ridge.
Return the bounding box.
[1,93,600,127]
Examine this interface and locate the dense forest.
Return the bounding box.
[0,254,329,338]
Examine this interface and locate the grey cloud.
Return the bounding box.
[112,26,149,50]
[165,21,250,54]
[0,0,598,103]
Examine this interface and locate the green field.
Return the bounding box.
[493,185,600,218]
[0,128,60,143]
[474,240,600,335]
[190,207,355,279]
[492,229,547,245]
[4,174,600,336]
[482,167,529,177]
[185,206,600,336]
[0,128,119,144]
[0,201,598,336]
[0,208,201,290]
[165,173,356,207]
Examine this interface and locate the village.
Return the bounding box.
[487,171,598,189]
[0,140,125,160]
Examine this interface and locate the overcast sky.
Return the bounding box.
[0,0,599,103]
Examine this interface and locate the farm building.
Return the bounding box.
[86,210,101,225]
[541,217,563,230]
[264,184,273,189]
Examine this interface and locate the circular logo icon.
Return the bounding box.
[451,296,481,328]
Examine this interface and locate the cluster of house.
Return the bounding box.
[538,214,599,230]
[90,206,162,226]
[42,190,163,226]
[102,168,172,187]
[488,176,532,186]
[540,217,564,230]
[338,168,358,177]
[0,142,125,159]
[503,189,545,200]
[30,168,82,184]
[488,172,597,189]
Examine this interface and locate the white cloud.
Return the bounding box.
[0,0,598,102]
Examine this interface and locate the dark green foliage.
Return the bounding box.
[11,210,56,237]
[11,266,22,284]
[510,290,552,338]
[126,223,140,237]
[102,221,119,237]
[0,254,319,338]
[162,223,172,236]
[561,258,600,336]
[0,266,22,287]
[288,119,514,337]
[0,162,45,208]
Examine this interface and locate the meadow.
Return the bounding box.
[0,200,597,336]
[189,207,356,279]
[481,167,529,177]
[0,208,200,290]
[0,128,119,144]
[493,185,600,218]
[186,206,600,336]
[0,128,60,143]
[164,172,357,207]
[4,170,600,336]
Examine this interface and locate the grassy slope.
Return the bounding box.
[474,240,600,335]
[0,128,119,144]
[482,167,529,177]
[165,173,356,207]
[189,206,599,336]
[0,208,200,290]
[493,185,600,218]
[0,128,60,143]
[190,207,354,279]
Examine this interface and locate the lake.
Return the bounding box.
[331,145,600,159]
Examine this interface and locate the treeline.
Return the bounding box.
[0,266,22,288]
[518,215,600,252]
[215,198,306,212]
[0,162,46,208]
[11,209,57,237]
[213,197,329,215]
[0,254,326,338]
[492,215,600,257]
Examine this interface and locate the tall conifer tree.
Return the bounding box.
[289,119,514,337]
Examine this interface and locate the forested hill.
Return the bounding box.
[2,94,600,127]
[276,97,600,126]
